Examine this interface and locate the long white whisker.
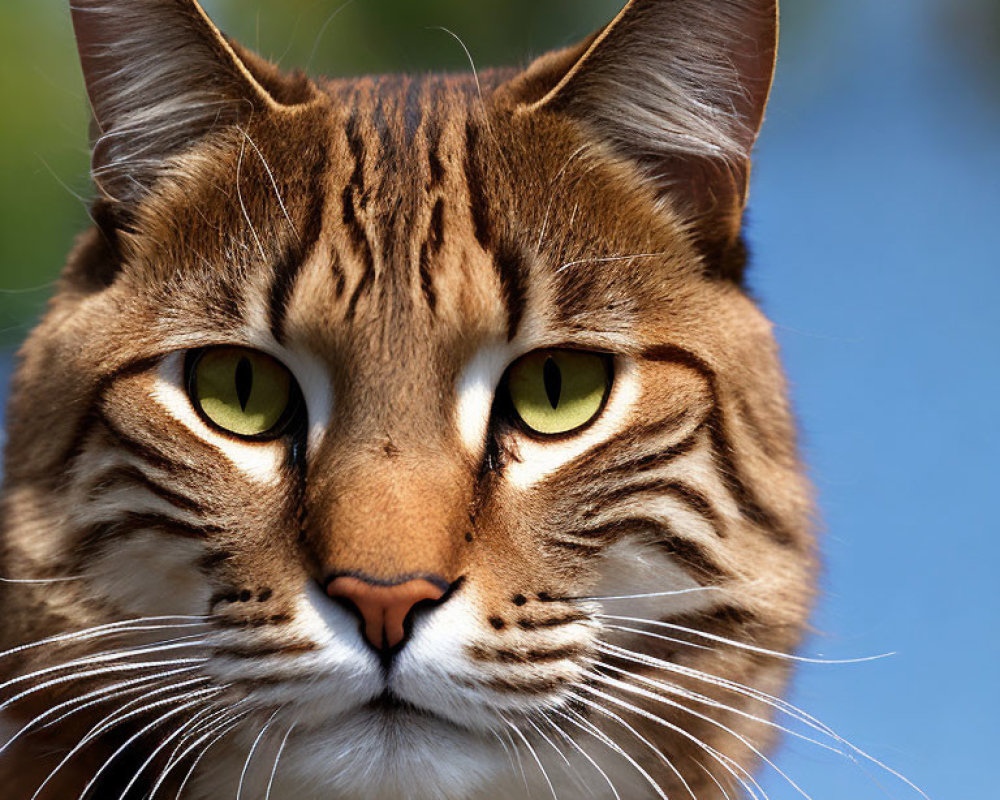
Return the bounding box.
[236,136,267,263]
[505,717,558,800]
[0,616,213,663]
[578,684,770,800]
[172,711,250,800]
[151,702,253,799]
[694,757,734,800]
[573,687,698,800]
[491,728,520,782]
[3,667,195,753]
[29,679,211,800]
[1,655,209,715]
[117,702,221,800]
[603,622,714,651]
[583,587,725,602]
[541,712,621,800]
[75,688,222,800]
[155,704,237,796]
[555,705,669,800]
[265,723,296,800]
[590,672,811,799]
[592,655,845,756]
[499,724,530,793]
[597,614,895,664]
[597,640,929,798]
[236,709,281,800]
[525,716,572,769]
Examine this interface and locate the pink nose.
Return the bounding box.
[326,576,447,651]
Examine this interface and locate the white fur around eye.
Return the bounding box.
[455,343,513,456]
[506,358,639,489]
[151,353,284,484]
[245,338,333,453]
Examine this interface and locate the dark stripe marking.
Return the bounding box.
[516,612,589,630]
[470,644,585,664]
[643,345,792,544]
[267,143,330,343]
[494,239,528,341]
[89,464,204,515]
[464,120,492,250]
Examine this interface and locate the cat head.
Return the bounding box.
[0,1,814,798]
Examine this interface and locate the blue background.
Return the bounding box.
[1,0,997,797]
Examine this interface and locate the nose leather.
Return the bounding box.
[326,575,446,651]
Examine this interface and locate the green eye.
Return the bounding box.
[188,347,296,439]
[506,350,612,436]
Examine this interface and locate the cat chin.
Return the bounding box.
[194,705,508,800]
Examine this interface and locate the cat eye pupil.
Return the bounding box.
[543,357,562,409]
[187,347,296,440]
[235,356,253,412]
[506,349,611,437]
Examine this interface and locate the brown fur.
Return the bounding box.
[0,2,814,798]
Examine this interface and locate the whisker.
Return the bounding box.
[3,667,197,754]
[578,684,771,800]
[540,712,621,800]
[498,724,529,793]
[0,615,214,663]
[694,757,734,800]
[117,702,223,800]
[236,136,267,263]
[589,672,813,800]
[597,640,929,798]
[29,679,212,800]
[556,253,670,275]
[237,127,295,239]
[155,704,236,795]
[75,688,224,800]
[597,614,895,664]
[265,722,296,800]
[237,708,282,800]
[525,715,573,769]
[504,716,559,800]
[581,587,725,602]
[554,705,669,800]
[602,622,714,652]
[572,688,698,800]
[1,655,209,715]
[150,702,253,799]
[172,711,250,800]
[592,656,845,756]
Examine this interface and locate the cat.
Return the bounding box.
[0,1,820,798]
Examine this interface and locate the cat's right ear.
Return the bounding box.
[70,0,315,212]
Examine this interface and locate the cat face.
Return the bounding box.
[0,2,815,799]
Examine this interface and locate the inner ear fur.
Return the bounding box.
[70,0,315,211]
[505,0,779,281]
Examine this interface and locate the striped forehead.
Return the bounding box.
[271,75,523,359]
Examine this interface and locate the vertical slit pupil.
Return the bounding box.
[543,357,562,409]
[235,356,254,412]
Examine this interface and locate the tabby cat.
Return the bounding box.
[0,1,821,798]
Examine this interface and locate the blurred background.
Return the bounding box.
[1,0,997,796]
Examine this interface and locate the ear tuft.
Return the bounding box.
[70,0,311,210]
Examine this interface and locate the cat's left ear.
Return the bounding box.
[504,0,778,279]
[70,0,314,210]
